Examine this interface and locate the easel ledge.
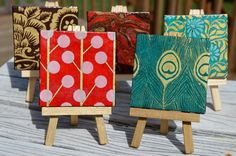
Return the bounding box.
[130,108,200,122]
[42,107,112,116]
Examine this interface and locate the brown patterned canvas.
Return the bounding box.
[12,6,79,70]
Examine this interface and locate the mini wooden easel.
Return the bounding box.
[110,5,132,89]
[189,9,227,111]
[21,1,59,103]
[43,25,111,146]
[130,32,201,154]
[130,108,199,154]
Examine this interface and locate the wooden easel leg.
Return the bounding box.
[45,116,59,146]
[160,119,169,135]
[25,77,37,103]
[131,117,147,148]
[70,115,78,126]
[95,115,108,145]
[182,121,194,154]
[210,85,222,111]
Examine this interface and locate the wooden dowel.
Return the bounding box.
[184,0,192,14]
[82,0,87,19]
[45,116,59,146]
[183,121,194,154]
[199,0,206,9]
[175,0,180,14]
[160,119,169,134]
[70,115,78,126]
[110,0,115,7]
[206,1,212,14]
[25,77,37,103]
[72,0,77,6]
[131,117,147,148]
[138,0,150,12]
[229,0,236,74]
[213,0,223,13]
[95,115,108,144]
[210,85,222,111]
[91,0,96,10]
[167,0,178,15]
[102,0,106,11]
[154,0,164,34]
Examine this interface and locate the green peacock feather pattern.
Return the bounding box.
[133,53,140,78]
[130,34,210,114]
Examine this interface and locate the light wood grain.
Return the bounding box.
[70,115,78,126]
[45,116,59,146]
[160,119,169,134]
[183,121,194,154]
[130,108,200,122]
[21,70,39,78]
[210,85,222,111]
[208,79,227,86]
[131,117,147,148]
[25,77,37,103]
[95,115,108,145]
[42,107,112,116]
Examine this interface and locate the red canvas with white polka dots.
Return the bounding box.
[39,30,115,107]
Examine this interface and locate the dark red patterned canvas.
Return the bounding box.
[87,11,150,74]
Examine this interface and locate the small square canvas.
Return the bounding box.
[130,34,210,114]
[87,11,150,74]
[164,14,228,79]
[12,6,79,70]
[40,31,115,107]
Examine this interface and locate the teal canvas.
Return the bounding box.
[164,14,228,79]
[130,35,210,114]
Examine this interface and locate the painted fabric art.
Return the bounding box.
[12,6,79,70]
[164,14,228,79]
[40,31,115,107]
[130,34,210,114]
[87,11,150,74]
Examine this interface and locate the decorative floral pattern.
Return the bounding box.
[186,18,205,38]
[164,15,228,79]
[210,43,221,62]
[87,11,150,74]
[40,31,115,107]
[12,6,79,70]
[130,34,210,114]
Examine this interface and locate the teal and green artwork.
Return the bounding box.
[130,34,210,114]
[164,14,228,79]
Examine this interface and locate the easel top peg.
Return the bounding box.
[21,70,39,78]
[67,25,86,32]
[45,1,59,7]
[111,5,128,13]
[164,32,182,37]
[189,9,204,16]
